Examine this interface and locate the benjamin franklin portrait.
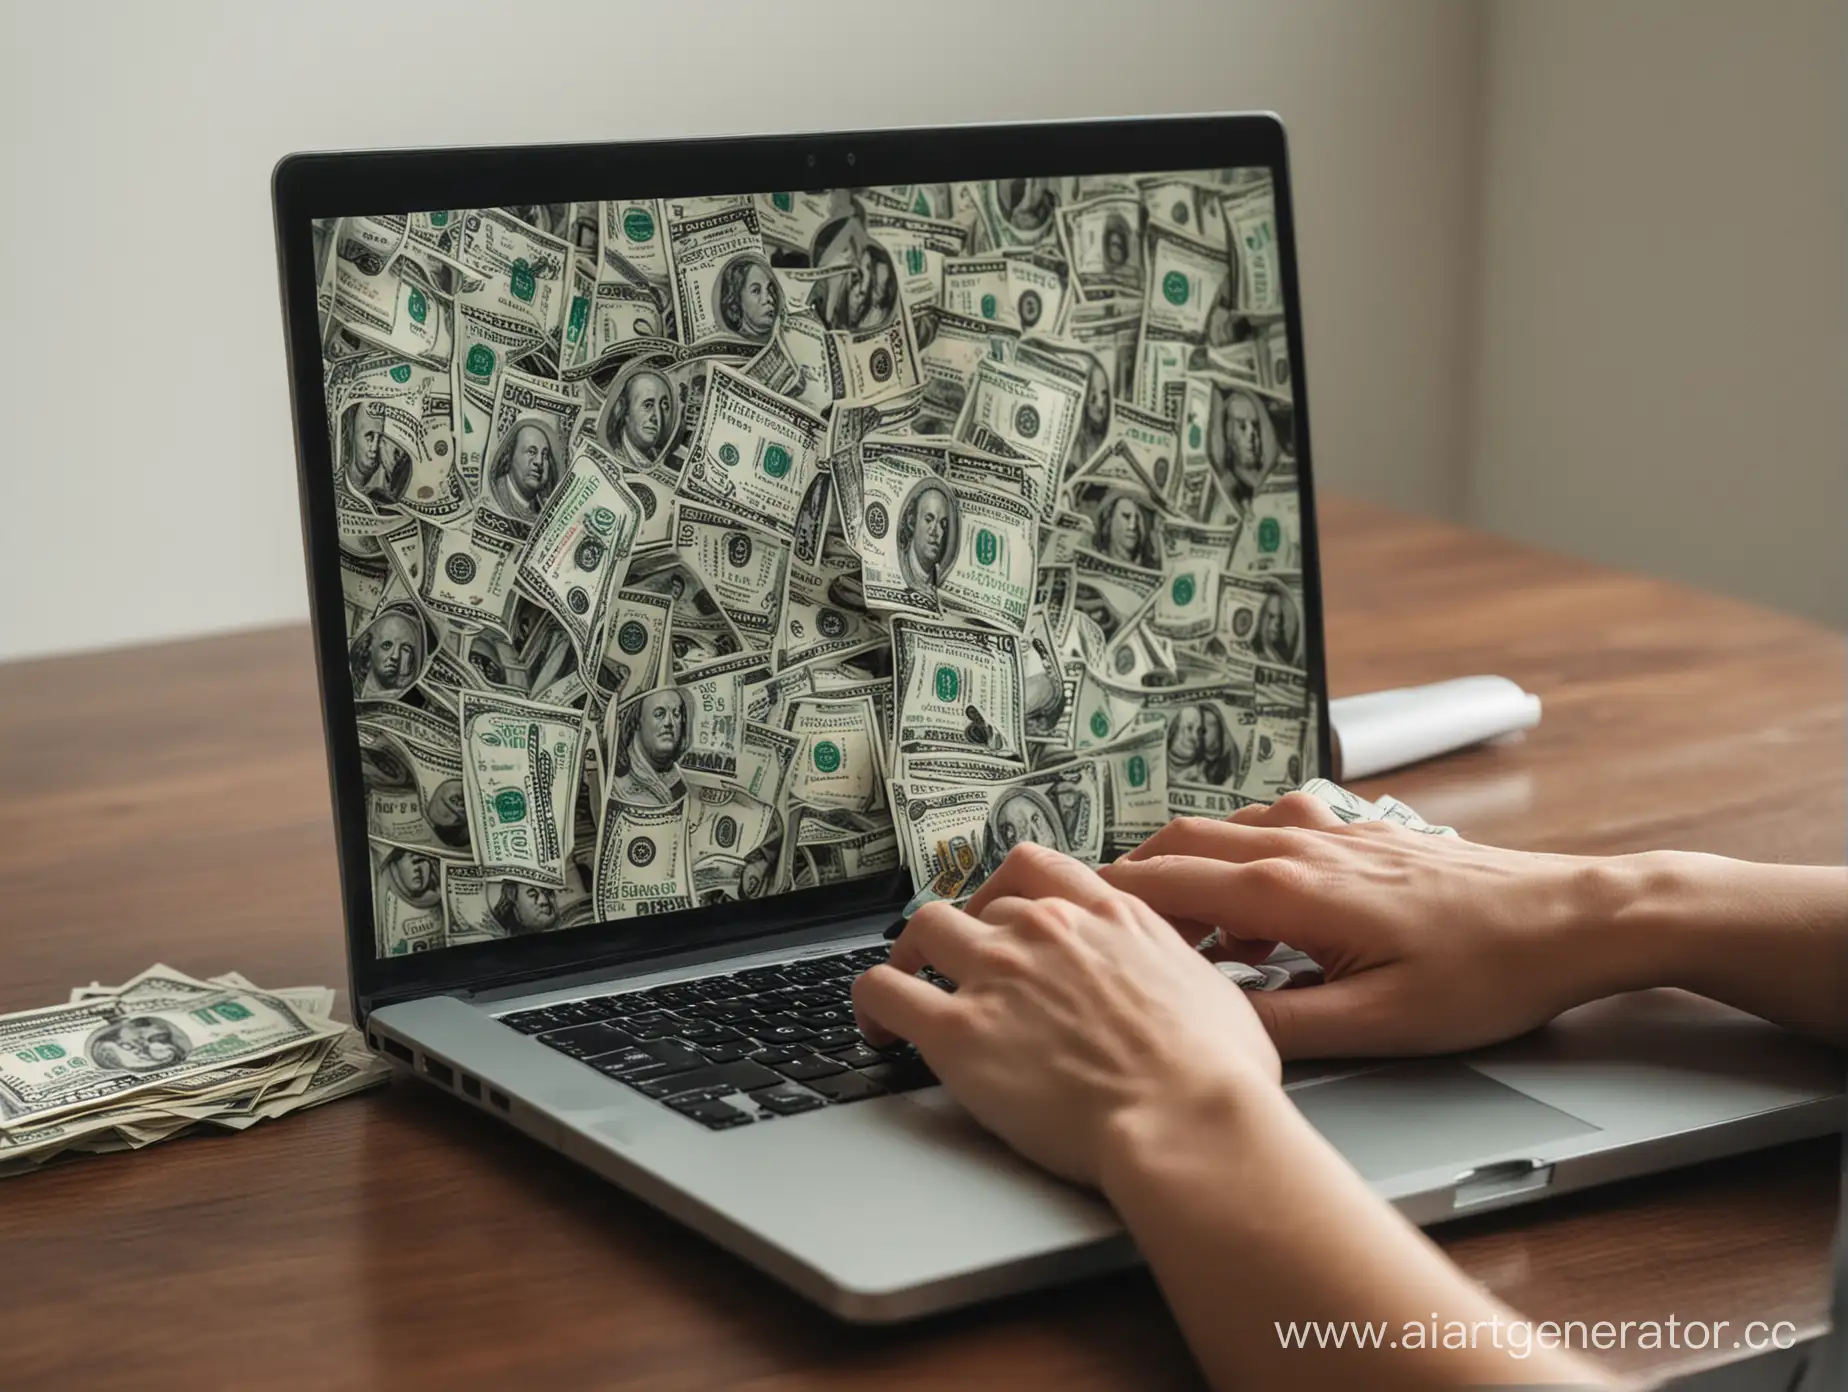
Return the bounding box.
[378,846,442,910]
[486,418,562,524]
[342,402,413,508]
[981,785,1069,875]
[88,1017,192,1073]
[596,363,679,470]
[810,212,899,332]
[1101,212,1135,273]
[608,686,690,808]
[993,177,1057,241]
[1092,489,1159,569]
[348,604,427,700]
[1252,582,1303,667]
[1166,703,1236,787]
[487,879,560,936]
[897,477,960,598]
[716,252,781,342]
[1207,385,1281,509]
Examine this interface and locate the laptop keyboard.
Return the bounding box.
[497,943,949,1130]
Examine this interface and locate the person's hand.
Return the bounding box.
[852,842,1280,1187]
[1097,793,1619,1060]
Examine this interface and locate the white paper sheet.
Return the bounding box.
[1330,676,1541,780]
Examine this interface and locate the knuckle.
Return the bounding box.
[1275,791,1322,817]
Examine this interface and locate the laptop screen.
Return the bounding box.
[315,171,1318,960]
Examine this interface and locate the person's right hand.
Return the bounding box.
[1097,793,1628,1059]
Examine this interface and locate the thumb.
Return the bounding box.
[1244,973,1398,1060]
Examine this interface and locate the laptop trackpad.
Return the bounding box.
[1291,1062,1601,1182]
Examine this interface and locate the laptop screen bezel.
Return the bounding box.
[271,112,1334,1024]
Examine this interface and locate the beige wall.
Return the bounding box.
[1468,0,1845,628]
[0,0,1485,661]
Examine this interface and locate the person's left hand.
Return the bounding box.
[852,842,1281,1187]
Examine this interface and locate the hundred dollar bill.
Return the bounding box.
[602,198,670,284]
[916,307,1019,420]
[677,364,827,538]
[443,861,589,944]
[741,665,815,728]
[1374,793,1459,837]
[515,439,643,659]
[1230,471,1301,574]
[837,443,1037,632]
[1093,723,1170,855]
[1299,777,1384,825]
[1067,664,1150,751]
[778,538,883,671]
[459,690,585,889]
[676,650,772,783]
[0,968,343,1130]
[1142,680,1256,815]
[688,783,779,865]
[865,432,1055,528]
[476,369,586,538]
[672,500,791,652]
[1211,572,1305,669]
[972,178,1061,251]
[1153,519,1241,640]
[941,256,1012,326]
[735,719,800,807]
[331,216,409,338]
[452,295,540,490]
[567,277,674,380]
[419,524,519,635]
[892,617,1027,762]
[459,207,571,347]
[357,723,470,858]
[952,358,1083,481]
[1072,546,1163,644]
[866,209,969,309]
[1058,193,1144,299]
[593,587,671,708]
[620,466,680,556]
[665,199,776,346]
[1225,189,1282,314]
[754,189,834,255]
[1133,332,1192,415]
[800,827,902,887]
[593,800,694,921]
[1142,223,1232,342]
[783,695,884,813]
[893,760,1102,899]
[1239,664,1309,799]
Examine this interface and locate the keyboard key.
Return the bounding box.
[747,1045,804,1066]
[667,1097,754,1129]
[634,1060,783,1099]
[618,1010,684,1029]
[537,1021,638,1058]
[858,1059,936,1093]
[770,1052,847,1082]
[751,1085,829,1116]
[824,1042,885,1069]
[749,1021,817,1046]
[804,1070,887,1103]
[735,966,793,991]
[676,1023,746,1046]
[499,1008,569,1034]
[591,1041,704,1078]
[697,1041,756,1064]
[845,947,889,967]
[810,1028,863,1052]
[792,1008,857,1030]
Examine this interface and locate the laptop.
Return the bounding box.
[272,114,1844,1322]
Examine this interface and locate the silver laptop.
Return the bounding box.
[272,114,1844,1322]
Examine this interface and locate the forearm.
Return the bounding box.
[1584,853,1848,1047]
[1101,1073,1609,1390]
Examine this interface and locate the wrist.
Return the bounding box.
[1097,1061,1294,1215]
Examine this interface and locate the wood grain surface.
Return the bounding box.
[2,497,1841,1389]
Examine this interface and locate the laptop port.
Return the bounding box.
[379,1036,414,1064]
[422,1056,455,1088]
[460,1075,482,1101]
[489,1089,511,1113]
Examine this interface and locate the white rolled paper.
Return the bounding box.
[1330,676,1541,781]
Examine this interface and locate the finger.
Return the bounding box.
[1100,854,1323,949]
[963,841,1116,919]
[1115,817,1309,866]
[1253,791,1347,830]
[884,899,991,982]
[1245,974,1399,1060]
[853,963,961,1047]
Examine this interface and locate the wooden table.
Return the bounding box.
[3,497,1841,1389]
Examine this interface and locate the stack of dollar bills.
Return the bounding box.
[0,966,389,1178]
